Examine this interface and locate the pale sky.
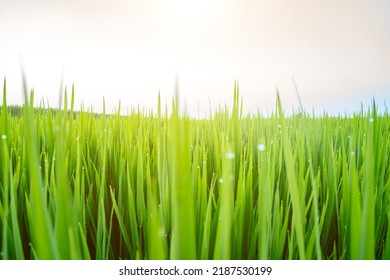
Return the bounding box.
[0,0,389,115]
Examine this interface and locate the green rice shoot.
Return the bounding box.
[1,78,390,260]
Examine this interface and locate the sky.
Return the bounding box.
[0,0,389,116]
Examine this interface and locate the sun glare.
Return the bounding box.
[169,0,210,16]
[165,0,222,20]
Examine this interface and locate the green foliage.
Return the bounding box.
[0,80,389,259]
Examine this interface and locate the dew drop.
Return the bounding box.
[158,227,166,237]
[219,178,224,184]
[369,118,374,123]
[257,144,266,151]
[1,134,6,140]
[225,151,235,159]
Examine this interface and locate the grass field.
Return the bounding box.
[1,79,390,260]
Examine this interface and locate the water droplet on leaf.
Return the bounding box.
[257,144,265,151]
[225,151,235,159]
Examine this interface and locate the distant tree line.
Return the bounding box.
[4,105,23,116]
[1,105,101,118]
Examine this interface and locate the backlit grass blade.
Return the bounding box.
[277,92,306,259]
[213,138,234,259]
[2,138,24,259]
[170,93,197,259]
[21,72,58,259]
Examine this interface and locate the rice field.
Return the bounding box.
[1,79,390,260]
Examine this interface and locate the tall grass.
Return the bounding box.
[1,79,390,260]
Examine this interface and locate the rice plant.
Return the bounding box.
[1,78,389,260]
